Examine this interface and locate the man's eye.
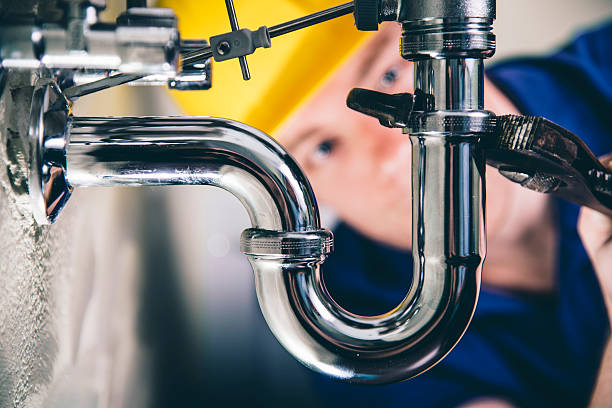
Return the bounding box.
[380,66,401,89]
[312,139,336,162]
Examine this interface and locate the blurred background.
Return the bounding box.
[5,0,611,407]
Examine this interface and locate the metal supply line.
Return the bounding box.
[64,2,355,98]
[181,2,355,68]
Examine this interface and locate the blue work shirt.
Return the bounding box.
[311,21,612,407]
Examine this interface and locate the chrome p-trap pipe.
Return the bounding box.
[28,81,482,385]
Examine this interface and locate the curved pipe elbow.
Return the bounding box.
[241,134,486,384]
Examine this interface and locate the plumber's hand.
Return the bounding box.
[579,155,612,408]
[579,206,612,316]
[578,154,612,318]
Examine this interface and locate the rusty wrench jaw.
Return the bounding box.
[485,115,612,216]
[346,91,612,217]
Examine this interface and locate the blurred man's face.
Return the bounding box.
[276,26,414,249]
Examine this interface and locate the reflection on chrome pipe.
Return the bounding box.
[66,117,319,231]
[414,58,484,110]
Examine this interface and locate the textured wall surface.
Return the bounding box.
[0,68,218,406]
[0,69,68,407]
[0,71,149,407]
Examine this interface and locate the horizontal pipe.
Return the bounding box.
[66,116,319,231]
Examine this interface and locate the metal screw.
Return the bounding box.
[217,41,232,56]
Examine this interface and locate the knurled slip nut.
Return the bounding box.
[240,228,333,258]
[407,114,497,135]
